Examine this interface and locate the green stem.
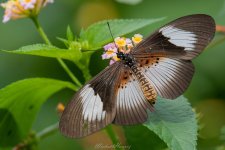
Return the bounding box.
[57,58,82,87]
[36,122,59,140]
[31,16,82,87]
[76,61,92,81]
[31,16,52,45]
[105,125,123,150]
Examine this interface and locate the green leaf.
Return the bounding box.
[57,37,70,47]
[144,96,197,150]
[123,125,167,150]
[0,78,77,147]
[1,44,82,62]
[80,18,165,50]
[67,26,74,41]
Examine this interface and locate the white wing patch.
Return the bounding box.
[143,58,194,99]
[80,84,106,122]
[159,25,197,51]
[114,78,153,125]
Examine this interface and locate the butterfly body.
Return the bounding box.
[60,14,216,138]
[130,64,157,104]
[117,52,134,67]
[118,50,158,104]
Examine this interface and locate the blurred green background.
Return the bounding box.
[1,0,225,149]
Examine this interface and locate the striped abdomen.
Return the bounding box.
[131,64,157,104]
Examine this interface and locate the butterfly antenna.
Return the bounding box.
[107,22,118,49]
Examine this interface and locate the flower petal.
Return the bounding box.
[109,59,116,65]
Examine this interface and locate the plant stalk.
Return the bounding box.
[105,125,123,150]
[31,16,82,87]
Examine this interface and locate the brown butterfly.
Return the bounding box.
[59,14,215,138]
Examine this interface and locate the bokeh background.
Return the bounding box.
[0,0,225,149]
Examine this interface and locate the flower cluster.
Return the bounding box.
[1,0,54,23]
[102,34,143,65]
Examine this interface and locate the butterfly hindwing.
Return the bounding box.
[113,66,154,125]
[59,62,123,138]
[138,57,194,99]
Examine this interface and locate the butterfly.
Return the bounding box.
[59,14,215,138]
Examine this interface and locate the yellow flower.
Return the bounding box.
[106,50,115,55]
[115,37,126,47]
[132,34,143,44]
[102,46,117,60]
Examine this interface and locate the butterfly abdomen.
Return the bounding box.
[131,64,157,104]
[119,53,157,104]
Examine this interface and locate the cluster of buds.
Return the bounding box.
[102,34,143,65]
[1,0,54,23]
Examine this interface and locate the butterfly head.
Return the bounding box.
[116,52,125,60]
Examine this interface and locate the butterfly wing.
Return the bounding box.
[113,66,154,125]
[131,14,215,99]
[59,62,124,138]
[132,14,215,59]
[137,57,194,99]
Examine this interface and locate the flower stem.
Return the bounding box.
[31,16,82,87]
[105,125,123,150]
[57,58,82,87]
[76,61,92,81]
[31,17,52,45]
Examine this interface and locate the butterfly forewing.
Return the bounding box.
[132,14,215,59]
[59,62,123,138]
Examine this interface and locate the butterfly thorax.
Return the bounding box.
[117,52,134,67]
[117,52,157,104]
